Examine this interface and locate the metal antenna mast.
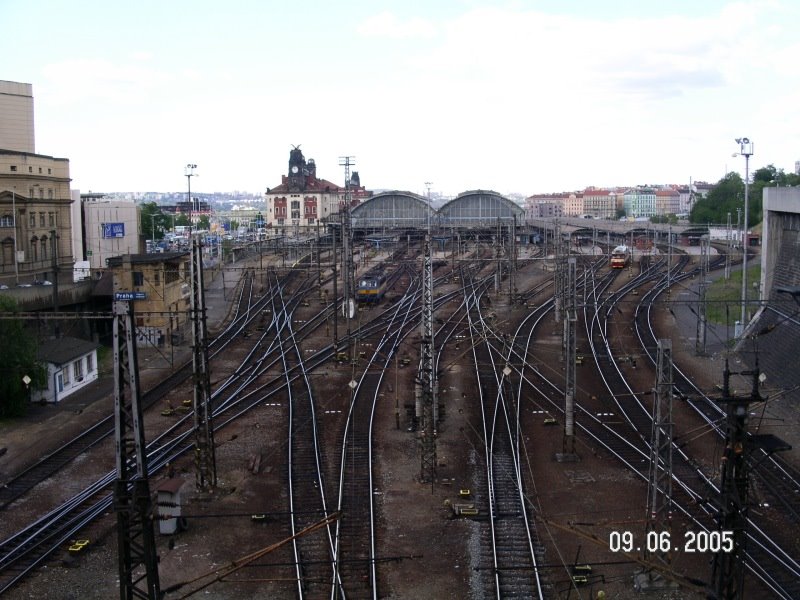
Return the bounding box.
[419,219,437,487]
[113,257,161,599]
[339,156,356,360]
[553,220,563,323]
[637,340,676,589]
[191,235,216,490]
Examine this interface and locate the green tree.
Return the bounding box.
[197,214,211,231]
[690,172,744,225]
[139,202,171,240]
[0,297,47,417]
[174,213,191,227]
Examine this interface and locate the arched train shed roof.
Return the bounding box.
[438,190,524,227]
[351,191,434,229]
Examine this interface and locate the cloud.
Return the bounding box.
[356,11,436,39]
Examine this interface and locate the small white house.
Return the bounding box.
[35,337,100,403]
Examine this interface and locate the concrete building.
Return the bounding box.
[655,188,680,216]
[0,81,74,287]
[0,151,74,286]
[524,193,566,220]
[0,80,35,153]
[562,192,583,217]
[107,253,191,347]
[34,336,100,403]
[80,193,141,276]
[582,188,616,219]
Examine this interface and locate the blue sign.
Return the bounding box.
[103,223,126,238]
[114,291,147,301]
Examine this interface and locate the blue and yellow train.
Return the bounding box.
[356,270,388,302]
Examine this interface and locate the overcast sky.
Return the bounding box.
[2,0,798,197]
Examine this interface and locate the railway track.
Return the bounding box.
[462,269,548,599]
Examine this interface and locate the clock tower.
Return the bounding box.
[288,145,305,191]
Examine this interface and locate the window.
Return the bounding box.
[0,215,12,227]
[38,167,42,174]
[133,271,144,286]
[86,353,94,373]
[48,168,52,174]
[154,270,160,286]
[48,189,54,200]
[30,238,37,262]
[48,212,54,226]
[39,213,45,227]
[30,212,36,227]
[10,165,17,172]
[73,359,83,380]
[40,237,48,260]
[62,366,70,385]
[28,166,32,173]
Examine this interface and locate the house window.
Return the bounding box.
[0,215,11,227]
[48,212,54,226]
[133,271,144,286]
[30,212,36,227]
[62,366,70,384]
[30,238,38,262]
[28,166,32,173]
[40,237,48,260]
[48,189,54,200]
[73,359,83,380]
[9,165,17,172]
[39,213,45,227]
[38,167,42,173]
[86,353,94,373]
[48,168,52,174]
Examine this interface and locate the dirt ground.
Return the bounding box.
[1,247,797,599]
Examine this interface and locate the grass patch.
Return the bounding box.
[705,265,761,327]
[96,345,113,375]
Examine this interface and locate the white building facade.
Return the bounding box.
[34,336,99,403]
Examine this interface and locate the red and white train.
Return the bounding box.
[610,245,630,269]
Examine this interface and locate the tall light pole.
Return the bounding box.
[185,163,197,231]
[12,187,18,284]
[734,138,753,335]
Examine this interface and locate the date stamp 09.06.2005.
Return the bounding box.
[609,530,735,554]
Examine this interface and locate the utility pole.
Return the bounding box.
[554,220,562,323]
[190,236,216,490]
[50,226,60,313]
[509,215,517,303]
[696,235,708,356]
[559,257,578,459]
[112,257,161,599]
[636,340,676,591]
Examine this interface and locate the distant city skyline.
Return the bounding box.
[2,0,798,197]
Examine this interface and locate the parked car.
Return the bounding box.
[0,284,9,290]
[17,283,32,288]
[33,280,53,286]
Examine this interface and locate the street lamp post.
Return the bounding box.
[734,138,753,335]
[185,163,197,232]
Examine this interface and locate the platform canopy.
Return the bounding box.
[351,191,434,229]
[438,190,523,227]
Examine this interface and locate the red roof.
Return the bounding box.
[268,175,345,194]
